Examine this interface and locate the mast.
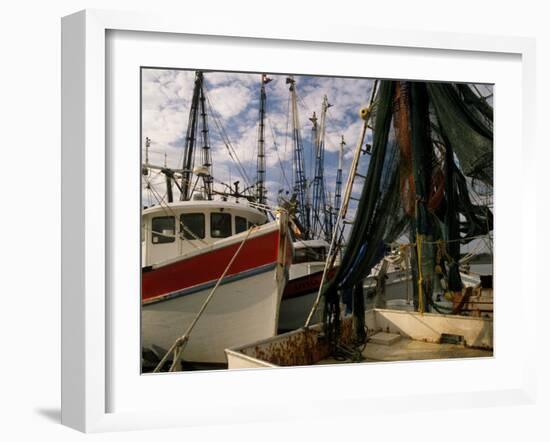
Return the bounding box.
[256,74,271,205]
[198,74,213,200]
[180,72,202,200]
[165,171,174,203]
[312,95,331,240]
[334,135,345,216]
[162,150,174,203]
[180,71,214,201]
[309,112,318,235]
[286,76,310,238]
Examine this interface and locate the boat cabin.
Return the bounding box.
[141,200,267,267]
[289,239,330,279]
[293,239,329,264]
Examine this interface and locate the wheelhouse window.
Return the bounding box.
[235,216,248,234]
[151,216,175,244]
[180,213,205,240]
[211,212,232,238]
[313,247,327,262]
[294,246,327,263]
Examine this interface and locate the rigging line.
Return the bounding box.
[421,233,492,245]
[202,83,253,190]
[471,84,484,100]
[142,168,193,200]
[144,183,153,208]
[266,115,292,192]
[146,179,168,207]
[142,171,172,187]
[283,93,291,190]
[176,103,193,182]
[142,169,160,204]
[296,91,347,153]
[142,171,165,202]
[460,239,488,263]
[203,96,240,169]
[207,100,253,191]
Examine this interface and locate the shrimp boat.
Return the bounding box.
[279,239,332,331]
[141,71,293,366]
[141,199,291,364]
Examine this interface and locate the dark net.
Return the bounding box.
[321,79,493,351]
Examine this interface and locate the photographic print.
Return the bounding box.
[140,69,493,373]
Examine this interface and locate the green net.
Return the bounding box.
[321,80,493,350]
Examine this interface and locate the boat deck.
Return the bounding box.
[226,309,493,369]
[315,333,492,366]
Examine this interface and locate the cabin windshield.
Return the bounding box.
[235,216,248,234]
[151,216,175,244]
[180,213,205,239]
[211,212,232,238]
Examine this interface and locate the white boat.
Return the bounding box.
[141,200,292,365]
[279,243,488,332]
[278,239,332,331]
[363,265,483,312]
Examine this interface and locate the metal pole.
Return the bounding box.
[304,80,378,327]
[287,76,309,239]
[256,74,270,205]
[304,118,369,327]
[180,71,202,200]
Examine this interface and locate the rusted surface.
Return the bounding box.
[236,308,493,367]
[451,286,493,318]
[241,317,357,366]
[392,82,415,217]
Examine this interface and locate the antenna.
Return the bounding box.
[145,137,151,165]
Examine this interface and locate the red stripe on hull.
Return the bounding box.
[142,229,280,302]
[283,268,337,300]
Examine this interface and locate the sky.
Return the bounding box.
[141,69,493,254]
[141,68,376,210]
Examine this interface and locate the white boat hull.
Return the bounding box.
[142,263,283,364]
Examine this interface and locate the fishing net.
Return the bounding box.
[427,83,493,186]
[322,81,403,348]
[321,79,494,349]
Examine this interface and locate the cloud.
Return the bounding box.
[141,69,377,205]
[141,69,491,211]
[207,84,252,120]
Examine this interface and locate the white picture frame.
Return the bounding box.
[61,9,537,433]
